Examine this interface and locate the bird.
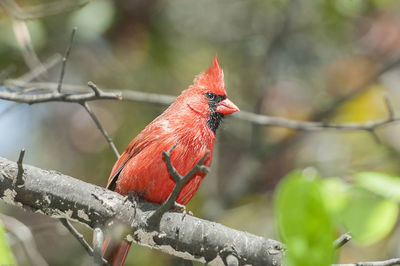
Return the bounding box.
[102,56,239,266]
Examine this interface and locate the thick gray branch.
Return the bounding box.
[0,156,284,266]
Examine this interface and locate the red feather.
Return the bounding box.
[102,56,239,265]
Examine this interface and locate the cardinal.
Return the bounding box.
[102,56,239,265]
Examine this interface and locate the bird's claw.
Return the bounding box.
[123,191,139,204]
[173,202,186,212]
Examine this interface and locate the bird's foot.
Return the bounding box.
[173,202,186,212]
[123,191,140,204]
[173,202,194,220]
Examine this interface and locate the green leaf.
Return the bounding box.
[355,171,400,202]
[321,177,348,215]
[275,169,336,266]
[0,221,16,265]
[339,186,398,245]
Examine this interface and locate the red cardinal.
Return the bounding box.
[102,56,239,265]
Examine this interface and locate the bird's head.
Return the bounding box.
[181,56,239,133]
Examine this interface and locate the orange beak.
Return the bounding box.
[216,98,239,115]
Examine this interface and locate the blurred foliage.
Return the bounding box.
[0,221,16,265]
[277,169,400,265]
[275,170,336,266]
[355,171,400,201]
[1,0,400,265]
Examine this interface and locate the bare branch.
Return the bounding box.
[88,81,102,97]
[93,227,105,266]
[57,27,77,93]
[0,87,121,104]
[0,156,284,266]
[384,94,395,121]
[16,54,62,84]
[147,144,209,225]
[334,258,400,266]
[59,218,92,255]
[333,232,352,249]
[233,109,400,132]
[5,79,400,135]
[121,89,176,105]
[5,78,400,137]
[82,102,120,158]
[13,148,25,187]
[59,218,111,266]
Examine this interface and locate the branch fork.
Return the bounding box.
[147,143,209,225]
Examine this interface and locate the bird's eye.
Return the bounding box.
[205,92,215,100]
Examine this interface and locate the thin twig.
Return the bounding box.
[4,80,400,134]
[0,87,121,104]
[147,143,209,225]
[16,54,62,83]
[59,218,111,266]
[93,227,104,266]
[233,108,400,131]
[82,102,120,158]
[59,218,92,254]
[88,81,102,97]
[333,232,352,249]
[4,80,400,135]
[13,148,25,187]
[384,94,395,120]
[333,258,400,266]
[57,27,76,93]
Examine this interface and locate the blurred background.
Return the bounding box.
[2,0,400,265]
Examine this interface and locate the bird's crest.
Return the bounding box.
[193,56,226,95]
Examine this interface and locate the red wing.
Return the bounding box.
[106,121,165,191]
[106,150,133,191]
[106,134,150,191]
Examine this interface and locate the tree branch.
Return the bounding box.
[333,232,352,249]
[334,258,400,266]
[3,80,400,135]
[147,144,209,225]
[82,101,120,158]
[93,227,105,266]
[0,86,121,104]
[0,156,284,266]
[57,27,76,93]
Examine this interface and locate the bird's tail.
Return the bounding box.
[102,235,132,266]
